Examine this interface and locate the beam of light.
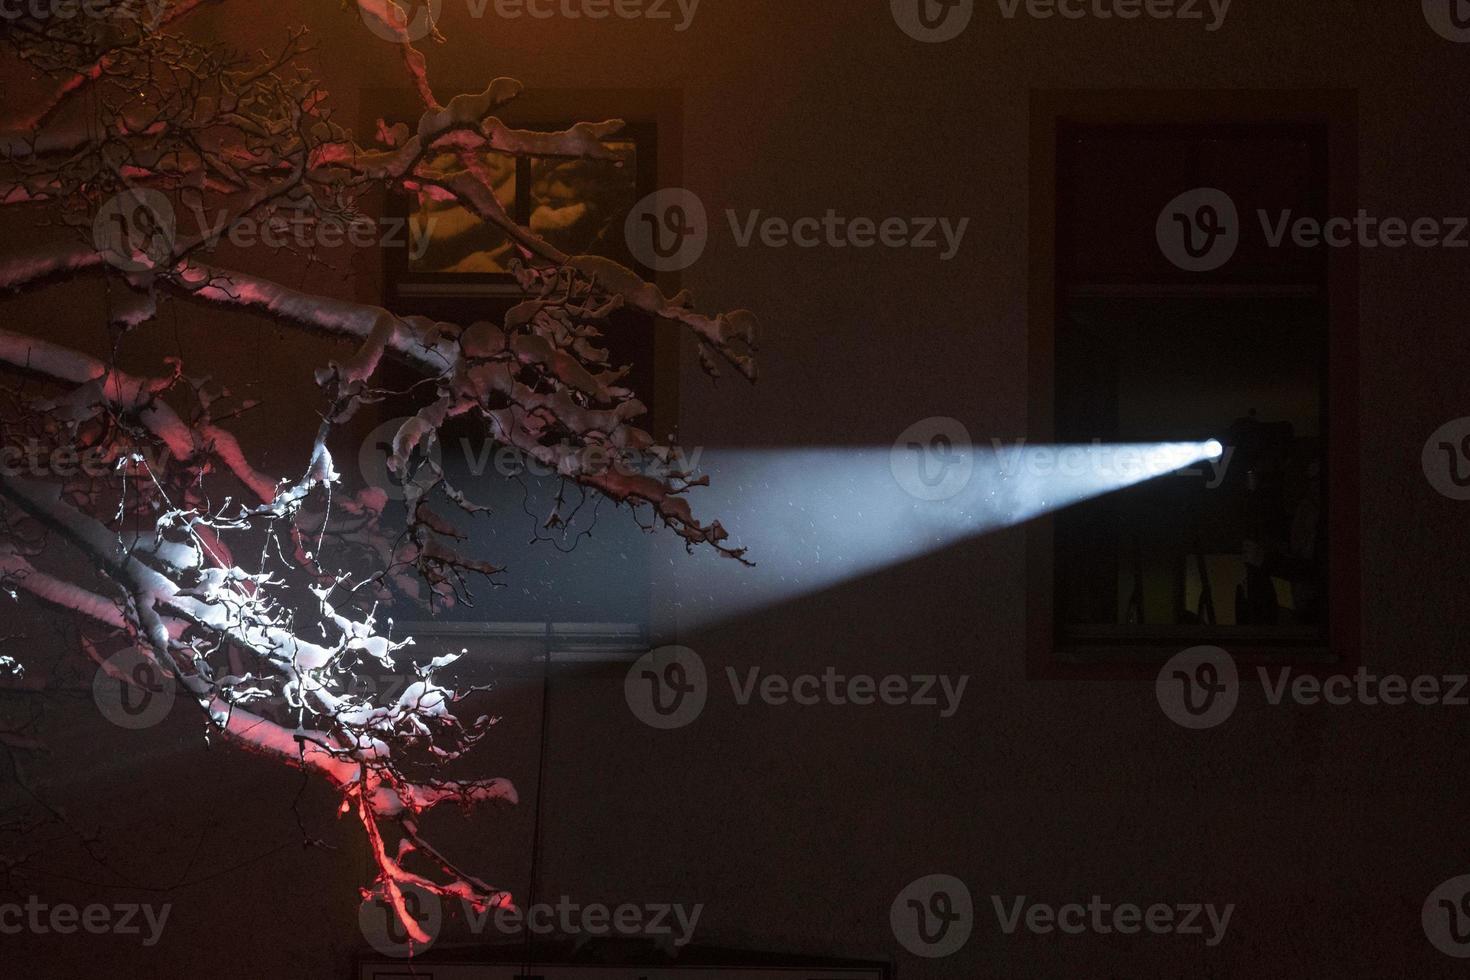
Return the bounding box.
[656,440,1227,631]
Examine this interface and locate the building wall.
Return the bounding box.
[4,2,1470,977]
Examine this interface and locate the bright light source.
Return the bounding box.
[656,440,1230,630]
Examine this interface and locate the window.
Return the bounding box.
[389,124,654,295]
[1027,91,1360,675]
[360,90,683,633]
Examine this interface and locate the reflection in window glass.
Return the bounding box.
[529,140,637,262]
[409,151,517,274]
[407,141,637,274]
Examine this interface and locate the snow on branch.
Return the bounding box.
[0,2,759,943]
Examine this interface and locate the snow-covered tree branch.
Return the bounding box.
[0,0,757,946]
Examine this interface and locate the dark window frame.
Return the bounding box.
[1026,89,1361,679]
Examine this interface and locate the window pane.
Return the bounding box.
[529,140,638,264]
[408,150,518,273]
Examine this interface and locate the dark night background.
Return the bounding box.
[3,1,1470,977]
